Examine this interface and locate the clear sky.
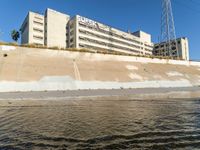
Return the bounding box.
[0,0,199,60]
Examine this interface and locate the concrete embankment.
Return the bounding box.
[0,45,200,92]
[0,87,200,106]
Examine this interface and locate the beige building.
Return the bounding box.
[20,8,154,55]
[20,8,189,60]
[153,37,189,60]
[20,11,44,45]
[44,8,70,48]
[68,15,154,55]
[20,9,70,48]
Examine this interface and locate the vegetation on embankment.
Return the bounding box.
[0,41,183,60]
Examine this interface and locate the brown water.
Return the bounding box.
[0,99,200,149]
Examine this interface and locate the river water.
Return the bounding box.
[0,99,200,149]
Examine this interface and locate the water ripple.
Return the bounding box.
[0,99,200,149]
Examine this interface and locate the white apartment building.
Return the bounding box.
[20,8,154,56]
[20,11,44,45]
[21,9,70,48]
[20,8,189,60]
[153,37,189,60]
[68,15,154,55]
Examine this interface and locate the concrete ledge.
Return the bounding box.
[0,87,199,106]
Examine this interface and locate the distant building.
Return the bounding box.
[20,11,44,45]
[20,8,154,56]
[68,15,153,55]
[20,8,189,60]
[153,37,189,60]
[20,9,70,48]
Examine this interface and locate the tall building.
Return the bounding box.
[20,8,189,60]
[20,8,154,56]
[153,37,189,60]
[68,15,153,55]
[20,9,70,48]
[44,9,70,48]
[20,11,44,45]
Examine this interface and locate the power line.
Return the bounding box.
[174,0,200,15]
[189,0,200,5]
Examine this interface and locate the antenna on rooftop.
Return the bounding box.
[160,0,179,58]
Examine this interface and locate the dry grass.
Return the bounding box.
[0,42,183,60]
[0,41,18,46]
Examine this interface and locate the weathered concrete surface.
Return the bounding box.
[0,46,199,92]
[0,87,200,106]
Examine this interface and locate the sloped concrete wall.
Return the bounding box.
[0,45,199,92]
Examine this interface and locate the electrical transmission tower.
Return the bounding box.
[160,0,179,58]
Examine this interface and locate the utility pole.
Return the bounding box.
[160,0,179,58]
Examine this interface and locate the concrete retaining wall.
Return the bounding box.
[0,45,199,92]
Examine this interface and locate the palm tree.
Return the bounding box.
[11,30,20,42]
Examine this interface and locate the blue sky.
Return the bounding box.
[0,0,199,60]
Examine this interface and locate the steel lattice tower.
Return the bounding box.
[160,0,179,58]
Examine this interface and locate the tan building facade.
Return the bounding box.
[20,12,44,45]
[68,15,154,55]
[20,9,70,48]
[153,37,189,60]
[20,8,190,60]
[20,8,154,55]
[44,8,70,48]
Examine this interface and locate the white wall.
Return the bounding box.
[0,46,199,92]
[28,12,44,45]
[45,8,70,48]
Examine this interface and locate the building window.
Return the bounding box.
[33,28,43,33]
[34,16,43,21]
[78,29,142,50]
[33,21,43,26]
[172,47,176,50]
[33,35,43,40]
[70,38,73,43]
[78,24,141,45]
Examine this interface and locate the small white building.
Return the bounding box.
[153,37,189,60]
